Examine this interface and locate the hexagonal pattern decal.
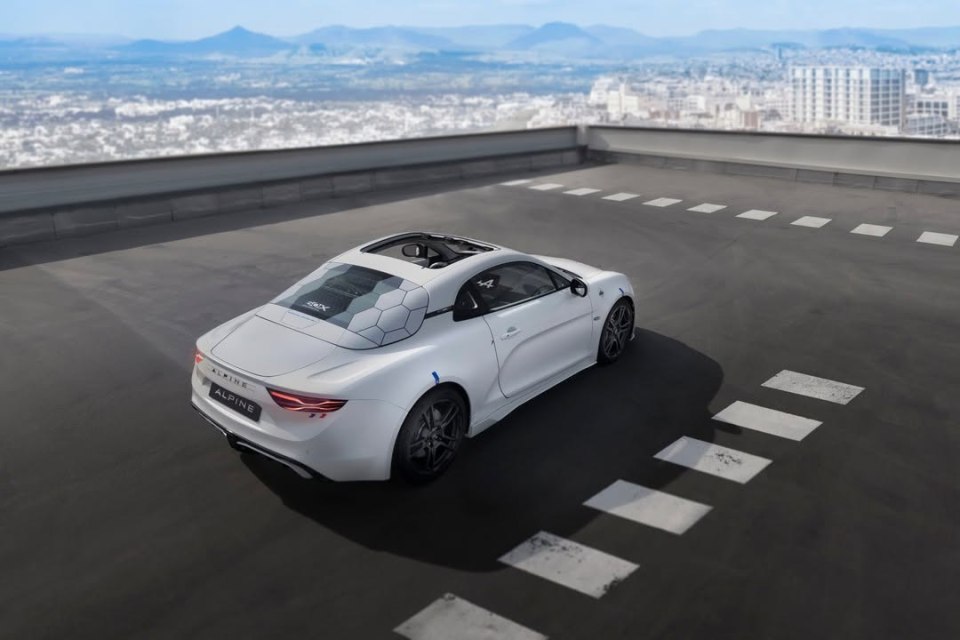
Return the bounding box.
[405,307,426,334]
[347,307,382,332]
[330,276,431,348]
[372,277,403,294]
[353,279,429,347]
[383,329,410,344]
[358,325,386,344]
[375,289,406,310]
[275,260,430,348]
[378,306,410,332]
[345,291,380,313]
[401,288,428,310]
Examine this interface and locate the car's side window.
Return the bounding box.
[470,262,559,312]
[548,269,571,290]
[454,286,481,315]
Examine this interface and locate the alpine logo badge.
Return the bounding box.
[209,366,249,390]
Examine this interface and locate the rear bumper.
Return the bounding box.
[193,405,327,480]
[191,374,407,481]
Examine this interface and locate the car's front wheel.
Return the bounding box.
[597,298,634,364]
[392,387,467,483]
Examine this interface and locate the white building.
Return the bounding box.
[790,66,905,129]
[912,93,960,121]
[605,83,642,119]
[588,77,619,106]
[903,113,954,137]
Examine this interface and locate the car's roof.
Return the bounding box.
[326,232,563,312]
[333,232,528,288]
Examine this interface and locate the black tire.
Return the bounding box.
[392,387,467,483]
[597,298,634,364]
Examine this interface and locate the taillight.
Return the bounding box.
[268,389,347,413]
[194,347,204,365]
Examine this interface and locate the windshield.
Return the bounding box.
[273,262,429,348]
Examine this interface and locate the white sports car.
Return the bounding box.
[192,232,636,482]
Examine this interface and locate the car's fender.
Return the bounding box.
[307,312,503,433]
[532,253,635,324]
[583,271,636,351]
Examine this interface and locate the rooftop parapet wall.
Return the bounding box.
[0,127,580,216]
[587,126,960,197]
[0,127,581,246]
[3,125,960,247]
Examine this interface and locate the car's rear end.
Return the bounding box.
[191,259,434,481]
[190,348,407,481]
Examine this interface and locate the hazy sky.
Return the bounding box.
[1,0,958,39]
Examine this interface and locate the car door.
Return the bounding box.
[467,261,593,398]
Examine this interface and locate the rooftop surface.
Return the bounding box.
[1,163,958,639]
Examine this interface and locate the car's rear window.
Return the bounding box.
[273,262,429,348]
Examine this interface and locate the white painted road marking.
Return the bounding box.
[688,203,727,213]
[917,231,958,247]
[603,192,640,202]
[500,179,532,186]
[530,183,564,191]
[395,594,547,640]
[564,187,601,196]
[737,209,778,221]
[584,480,712,535]
[499,531,638,599]
[644,197,683,207]
[762,370,865,405]
[713,401,822,442]
[654,436,772,484]
[791,216,832,229]
[851,223,892,237]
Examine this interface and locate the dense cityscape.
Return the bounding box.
[593,49,960,138]
[0,91,595,168]
[2,23,960,169]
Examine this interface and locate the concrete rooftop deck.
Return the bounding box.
[2,163,958,639]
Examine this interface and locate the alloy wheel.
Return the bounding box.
[602,302,634,361]
[407,399,465,474]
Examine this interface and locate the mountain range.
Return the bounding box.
[124,26,293,57]
[3,22,960,60]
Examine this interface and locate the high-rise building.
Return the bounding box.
[790,67,905,130]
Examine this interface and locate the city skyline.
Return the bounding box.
[4,0,960,40]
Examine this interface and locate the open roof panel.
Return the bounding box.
[361,232,497,269]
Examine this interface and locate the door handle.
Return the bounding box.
[501,326,522,340]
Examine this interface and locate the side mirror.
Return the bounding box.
[402,244,424,258]
[570,278,588,297]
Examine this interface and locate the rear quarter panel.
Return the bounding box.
[298,313,503,430]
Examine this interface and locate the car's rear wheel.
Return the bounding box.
[598,298,634,364]
[393,387,467,483]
